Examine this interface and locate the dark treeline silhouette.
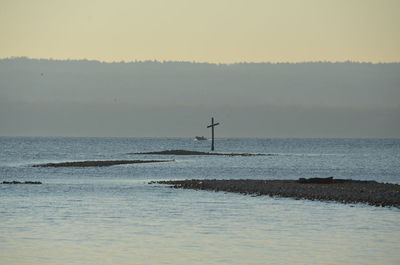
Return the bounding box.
[0,57,399,137]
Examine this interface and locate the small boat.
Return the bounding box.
[195,136,207,141]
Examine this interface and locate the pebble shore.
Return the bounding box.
[2,181,42,184]
[33,160,174,167]
[154,178,400,208]
[132,149,276,156]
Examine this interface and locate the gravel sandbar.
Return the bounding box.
[154,178,400,208]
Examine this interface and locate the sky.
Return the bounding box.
[1,0,399,63]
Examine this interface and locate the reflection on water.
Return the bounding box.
[1,138,400,264]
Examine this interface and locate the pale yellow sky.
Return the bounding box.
[1,0,399,63]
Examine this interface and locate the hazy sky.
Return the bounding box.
[1,0,399,63]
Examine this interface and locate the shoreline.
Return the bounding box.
[2,181,42,184]
[132,149,278,156]
[153,178,400,208]
[33,160,174,167]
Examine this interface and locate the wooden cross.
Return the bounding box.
[207,117,220,151]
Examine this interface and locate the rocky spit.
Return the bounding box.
[153,178,400,208]
[33,160,174,167]
[2,181,42,184]
[133,149,278,156]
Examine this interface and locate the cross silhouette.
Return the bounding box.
[207,117,220,151]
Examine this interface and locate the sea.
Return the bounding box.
[1,137,399,265]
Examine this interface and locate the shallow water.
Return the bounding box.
[1,137,399,264]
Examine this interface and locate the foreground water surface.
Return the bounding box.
[1,137,399,264]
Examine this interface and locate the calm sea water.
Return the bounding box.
[1,137,399,264]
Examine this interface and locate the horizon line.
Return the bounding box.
[1,56,400,65]
[1,135,399,140]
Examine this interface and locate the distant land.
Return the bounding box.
[0,57,399,138]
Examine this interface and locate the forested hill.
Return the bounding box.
[1,58,399,108]
[0,58,399,137]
